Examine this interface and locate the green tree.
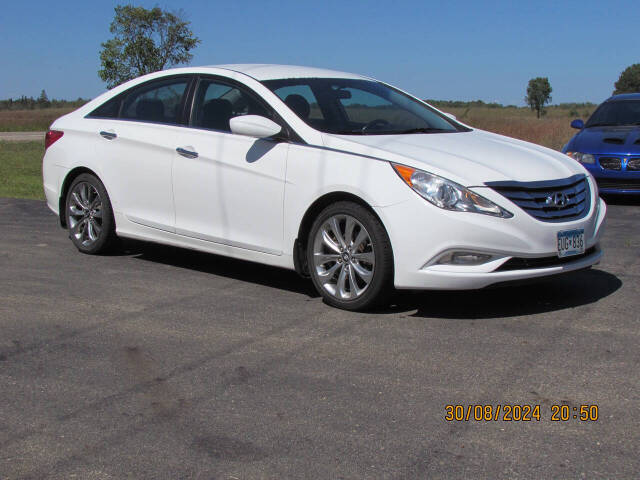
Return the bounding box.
[98,5,200,89]
[37,89,50,108]
[613,64,640,94]
[525,77,552,118]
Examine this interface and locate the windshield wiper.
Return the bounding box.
[332,129,365,135]
[586,122,620,127]
[332,127,451,135]
[587,122,640,127]
[393,127,450,134]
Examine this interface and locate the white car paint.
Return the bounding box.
[229,115,282,138]
[42,64,606,291]
[172,123,288,255]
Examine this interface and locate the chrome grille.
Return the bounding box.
[627,158,640,171]
[486,175,590,222]
[599,157,622,170]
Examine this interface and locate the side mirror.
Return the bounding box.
[230,115,282,138]
[571,119,584,129]
[443,112,457,121]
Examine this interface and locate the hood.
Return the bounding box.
[569,125,640,155]
[323,129,585,186]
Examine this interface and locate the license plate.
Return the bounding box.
[557,229,585,258]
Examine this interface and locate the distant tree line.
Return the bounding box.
[427,99,505,109]
[426,99,596,110]
[0,90,89,111]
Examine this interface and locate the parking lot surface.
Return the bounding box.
[1,197,639,479]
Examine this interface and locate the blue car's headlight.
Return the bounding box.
[566,152,595,164]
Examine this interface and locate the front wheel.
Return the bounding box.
[65,173,117,254]
[307,201,394,311]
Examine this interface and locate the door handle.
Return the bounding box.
[176,147,198,159]
[99,130,117,140]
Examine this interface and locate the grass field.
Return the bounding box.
[0,108,75,132]
[436,105,596,151]
[0,141,45,199]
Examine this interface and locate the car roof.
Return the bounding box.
[205,64,369,81]
[606,93,640,102]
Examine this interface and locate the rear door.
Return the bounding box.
[90,76,192,232]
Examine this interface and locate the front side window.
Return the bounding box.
[120,78,189,124]
[263,78,466,135]
[586,100,640,127]
[191,78,272,132]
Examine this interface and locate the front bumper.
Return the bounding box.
[375,181,606,290]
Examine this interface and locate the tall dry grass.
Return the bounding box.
[441,106,596,151]
[0,108,76,132]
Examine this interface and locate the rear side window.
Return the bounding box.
[87,97,120,118]
[120,78,189,124]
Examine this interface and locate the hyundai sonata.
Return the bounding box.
[42,64,606,310]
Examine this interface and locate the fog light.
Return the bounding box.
[436,251,493,265]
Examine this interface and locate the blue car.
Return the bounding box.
[563,93,640,195]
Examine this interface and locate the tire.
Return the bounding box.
[65,173,117,254]
[307,201,394,311]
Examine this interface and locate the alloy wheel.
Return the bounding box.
[312,214,375,300]
[67,181,103,247]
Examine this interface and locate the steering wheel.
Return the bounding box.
[361,118,391,133]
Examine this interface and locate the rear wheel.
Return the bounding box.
[65,173,117,254]
[307,201,393,311]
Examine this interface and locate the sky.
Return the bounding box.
[1,0,638,105]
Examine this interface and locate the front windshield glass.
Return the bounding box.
[586,100,640,127]
[262,78,467,135]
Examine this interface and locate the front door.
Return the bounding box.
[172,77,288,254]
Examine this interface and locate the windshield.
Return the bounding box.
[262,78,467,135]
[586,100,640,127]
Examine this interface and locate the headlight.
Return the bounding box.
[391,163,512,218]
[566,152,595,164]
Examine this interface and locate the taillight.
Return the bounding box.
[45,130,64,150]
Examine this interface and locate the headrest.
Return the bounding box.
[284,94,311,119]
[203,98,233,117]
[136,99,164,121]
[201,98,233,130]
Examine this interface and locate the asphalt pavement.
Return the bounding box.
[1,196,639,479]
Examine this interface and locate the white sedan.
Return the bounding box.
[42,64,606,310]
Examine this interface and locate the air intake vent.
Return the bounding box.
[495,247,596,271]
[596,178,640,190]
[628,158,640,171]
[603,137,624,145]
[599,157,622,170]
[486,175,590,223]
